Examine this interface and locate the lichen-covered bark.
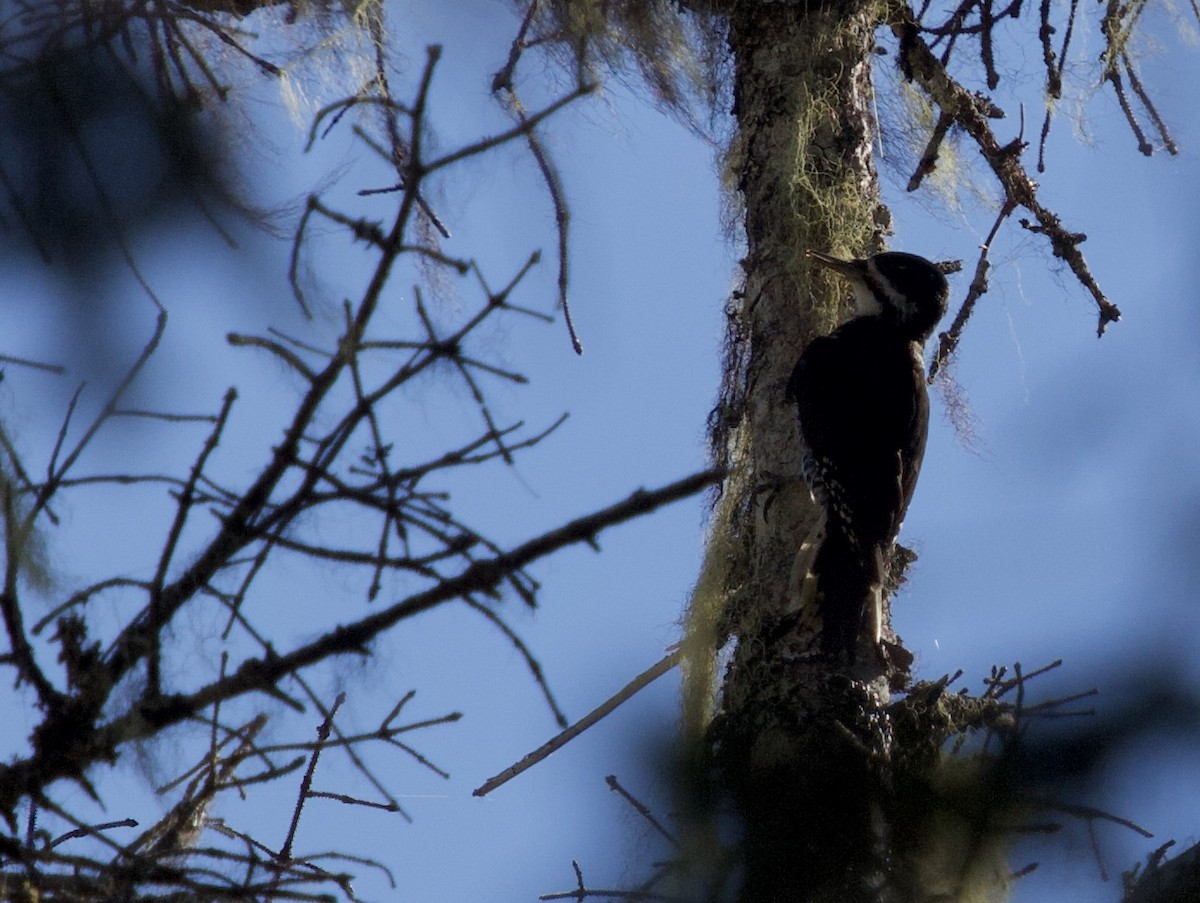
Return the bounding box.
[715,0,887,643]
[698,1,909,899]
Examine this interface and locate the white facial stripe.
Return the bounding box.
[865,258,915,317]
[851,281,882,316]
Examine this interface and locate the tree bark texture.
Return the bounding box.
[701,2,917,900]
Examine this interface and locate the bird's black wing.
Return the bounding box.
[788,319,929,659]
[788,318,928,550]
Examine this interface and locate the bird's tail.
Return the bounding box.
[809,528,884,662]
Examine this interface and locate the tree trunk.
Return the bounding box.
[698,2,913,900]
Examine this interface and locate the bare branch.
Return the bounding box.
[929,200,1014,382]
[475,648,683,797]
[894,6,1122,335]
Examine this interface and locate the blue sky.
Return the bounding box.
[2,2,1199,901]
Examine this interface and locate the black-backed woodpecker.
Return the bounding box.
[786,249,949,662]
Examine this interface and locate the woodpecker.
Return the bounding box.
[786,249,949,662]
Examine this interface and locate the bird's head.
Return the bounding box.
[807,249,949,343]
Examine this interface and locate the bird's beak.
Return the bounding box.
[805,249,866,280]
[807,249,879,316]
